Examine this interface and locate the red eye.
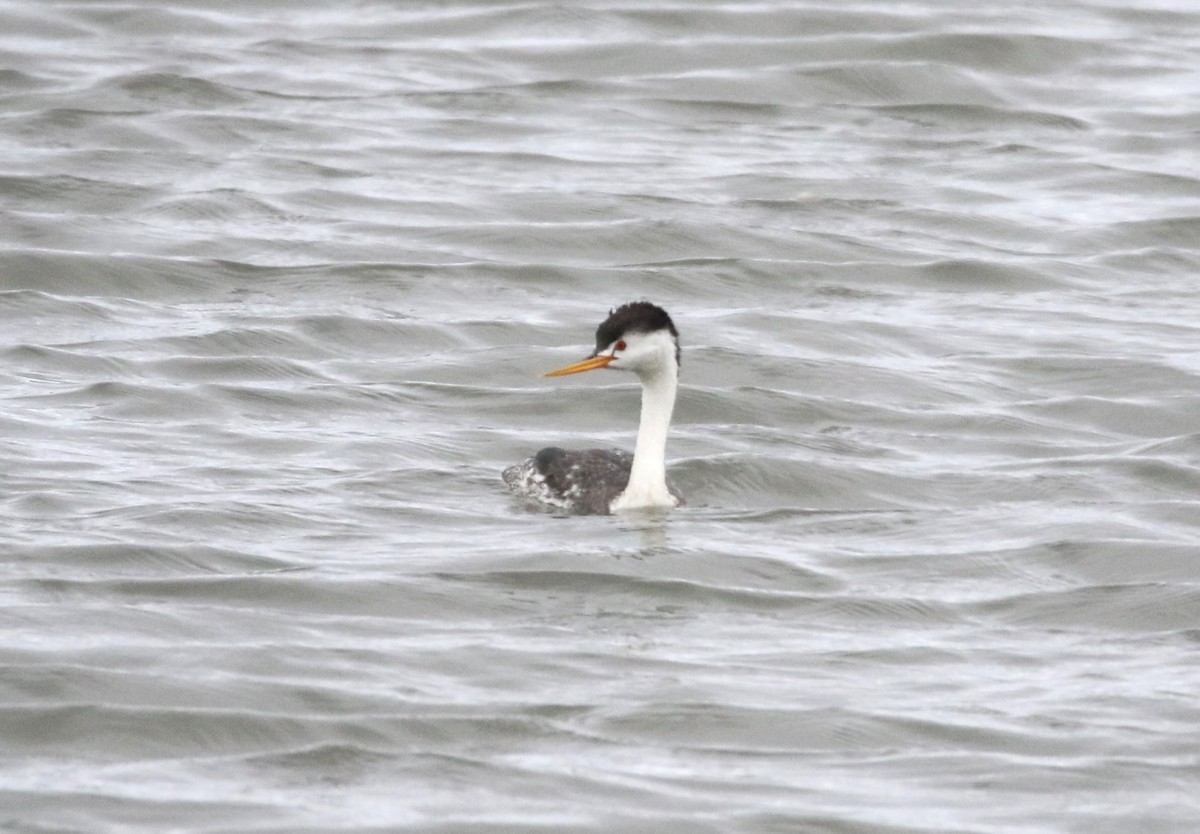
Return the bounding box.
[615,340,627,351]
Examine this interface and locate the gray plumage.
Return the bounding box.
[502,447,683,515]
[502,447,631,515]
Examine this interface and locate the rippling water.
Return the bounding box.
[3,1,1200,832]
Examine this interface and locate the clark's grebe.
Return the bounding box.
[503,302,683,515]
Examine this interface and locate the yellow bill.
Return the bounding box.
[544,354,615,377]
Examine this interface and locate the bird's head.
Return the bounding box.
[545,302,680,380]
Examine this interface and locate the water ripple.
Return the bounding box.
[3,1,1200,831]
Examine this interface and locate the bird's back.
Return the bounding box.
[503,446,683,515]
[502,446,632,515]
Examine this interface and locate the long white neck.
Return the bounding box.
[611,359,678,511]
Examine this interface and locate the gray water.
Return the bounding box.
[3,1,1200,832]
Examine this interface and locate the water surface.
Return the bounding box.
[3,2,1200,832]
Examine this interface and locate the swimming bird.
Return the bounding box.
[503,302,683,515]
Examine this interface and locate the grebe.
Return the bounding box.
[503,302,683,515]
